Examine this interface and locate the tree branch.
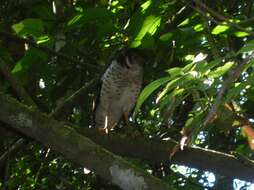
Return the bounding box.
[192,0,254,36]
[76,127,254,183]
[0,58,36,107]
[51,78,99,119]
[0,94,254,183]
[0,94,174,190]
[0,138,27,167]
[203,51,254,127]
[0,31,99,70]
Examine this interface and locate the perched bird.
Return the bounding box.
[94,48,144,132]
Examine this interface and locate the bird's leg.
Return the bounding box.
[123,112,130,126]
[97,115,109,134]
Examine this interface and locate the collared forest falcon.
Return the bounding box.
[94,48,144,131]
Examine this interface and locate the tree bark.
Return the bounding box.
[0,94,174,190]
[78,128,254,183]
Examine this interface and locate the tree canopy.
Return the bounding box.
[0,0,254,189]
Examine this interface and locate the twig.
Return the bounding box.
[0,31,99,70]
[203,51,254,127]
[192,0,254,36]
[238,17,254,25]
[0,138,27,168]
[0,58,36,107]
[34,148,51,185]
[51,77,99,119]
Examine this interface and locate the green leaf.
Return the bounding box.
[166,67,183,77]
[193,24,204,32]
[67,14,84,27]
[156,78,181,102]
[226,82,247,101]
[212,25,229,35]
[12,18,44,37]
[67,8,114,28]
[237,40,254,54]
[141,0,152,13]
[208,61,234,78]
[159,32,173,42]
[12,48,48,85]
[131,15,161,47]
[172,88,185,97]
[133,76,171,117]
[194,58,222,75]
[178,18,190,27]
[183,62,195,73]
[140,33,155,49]
[37,35,50,44]
[234,31,249,37]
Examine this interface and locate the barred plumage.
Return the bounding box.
[95,48,144,131]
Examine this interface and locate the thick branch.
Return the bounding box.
[1,95,254,183]
[77,128,254,183]
[0,94,173,190]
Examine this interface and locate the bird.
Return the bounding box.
[94,48,144,133]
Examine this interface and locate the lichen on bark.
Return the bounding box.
[109,164,148,190]
[9,113,33,128]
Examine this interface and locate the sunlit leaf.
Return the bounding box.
[131,15,161,47]
[37,35,50,44]
[156,78,181,103]
[212,25,229,35]
[12,18,44,37]
[237,40,254,54]
[67,14,84,26]
[193,24,204,32]
[141,0,152,13]
[234,31,249,37]
[194,58,222,75]
[166,67,183,77]
[208,61,234,78]
[178,18,190,27]
[133,76,171,117]
[183,62,195,72]
[172,88,185,97]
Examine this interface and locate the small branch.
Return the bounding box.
[0,58,36,107]
[34,148,51,185]
[197,3,220,58]
[203,51,254,127]
[0,31,99,70]
[51,78,99,119]
[0,138,27,168]
[192,0,254,36]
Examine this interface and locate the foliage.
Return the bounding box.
[0,0,254,189]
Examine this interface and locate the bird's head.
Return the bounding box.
[117,48,145,69]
